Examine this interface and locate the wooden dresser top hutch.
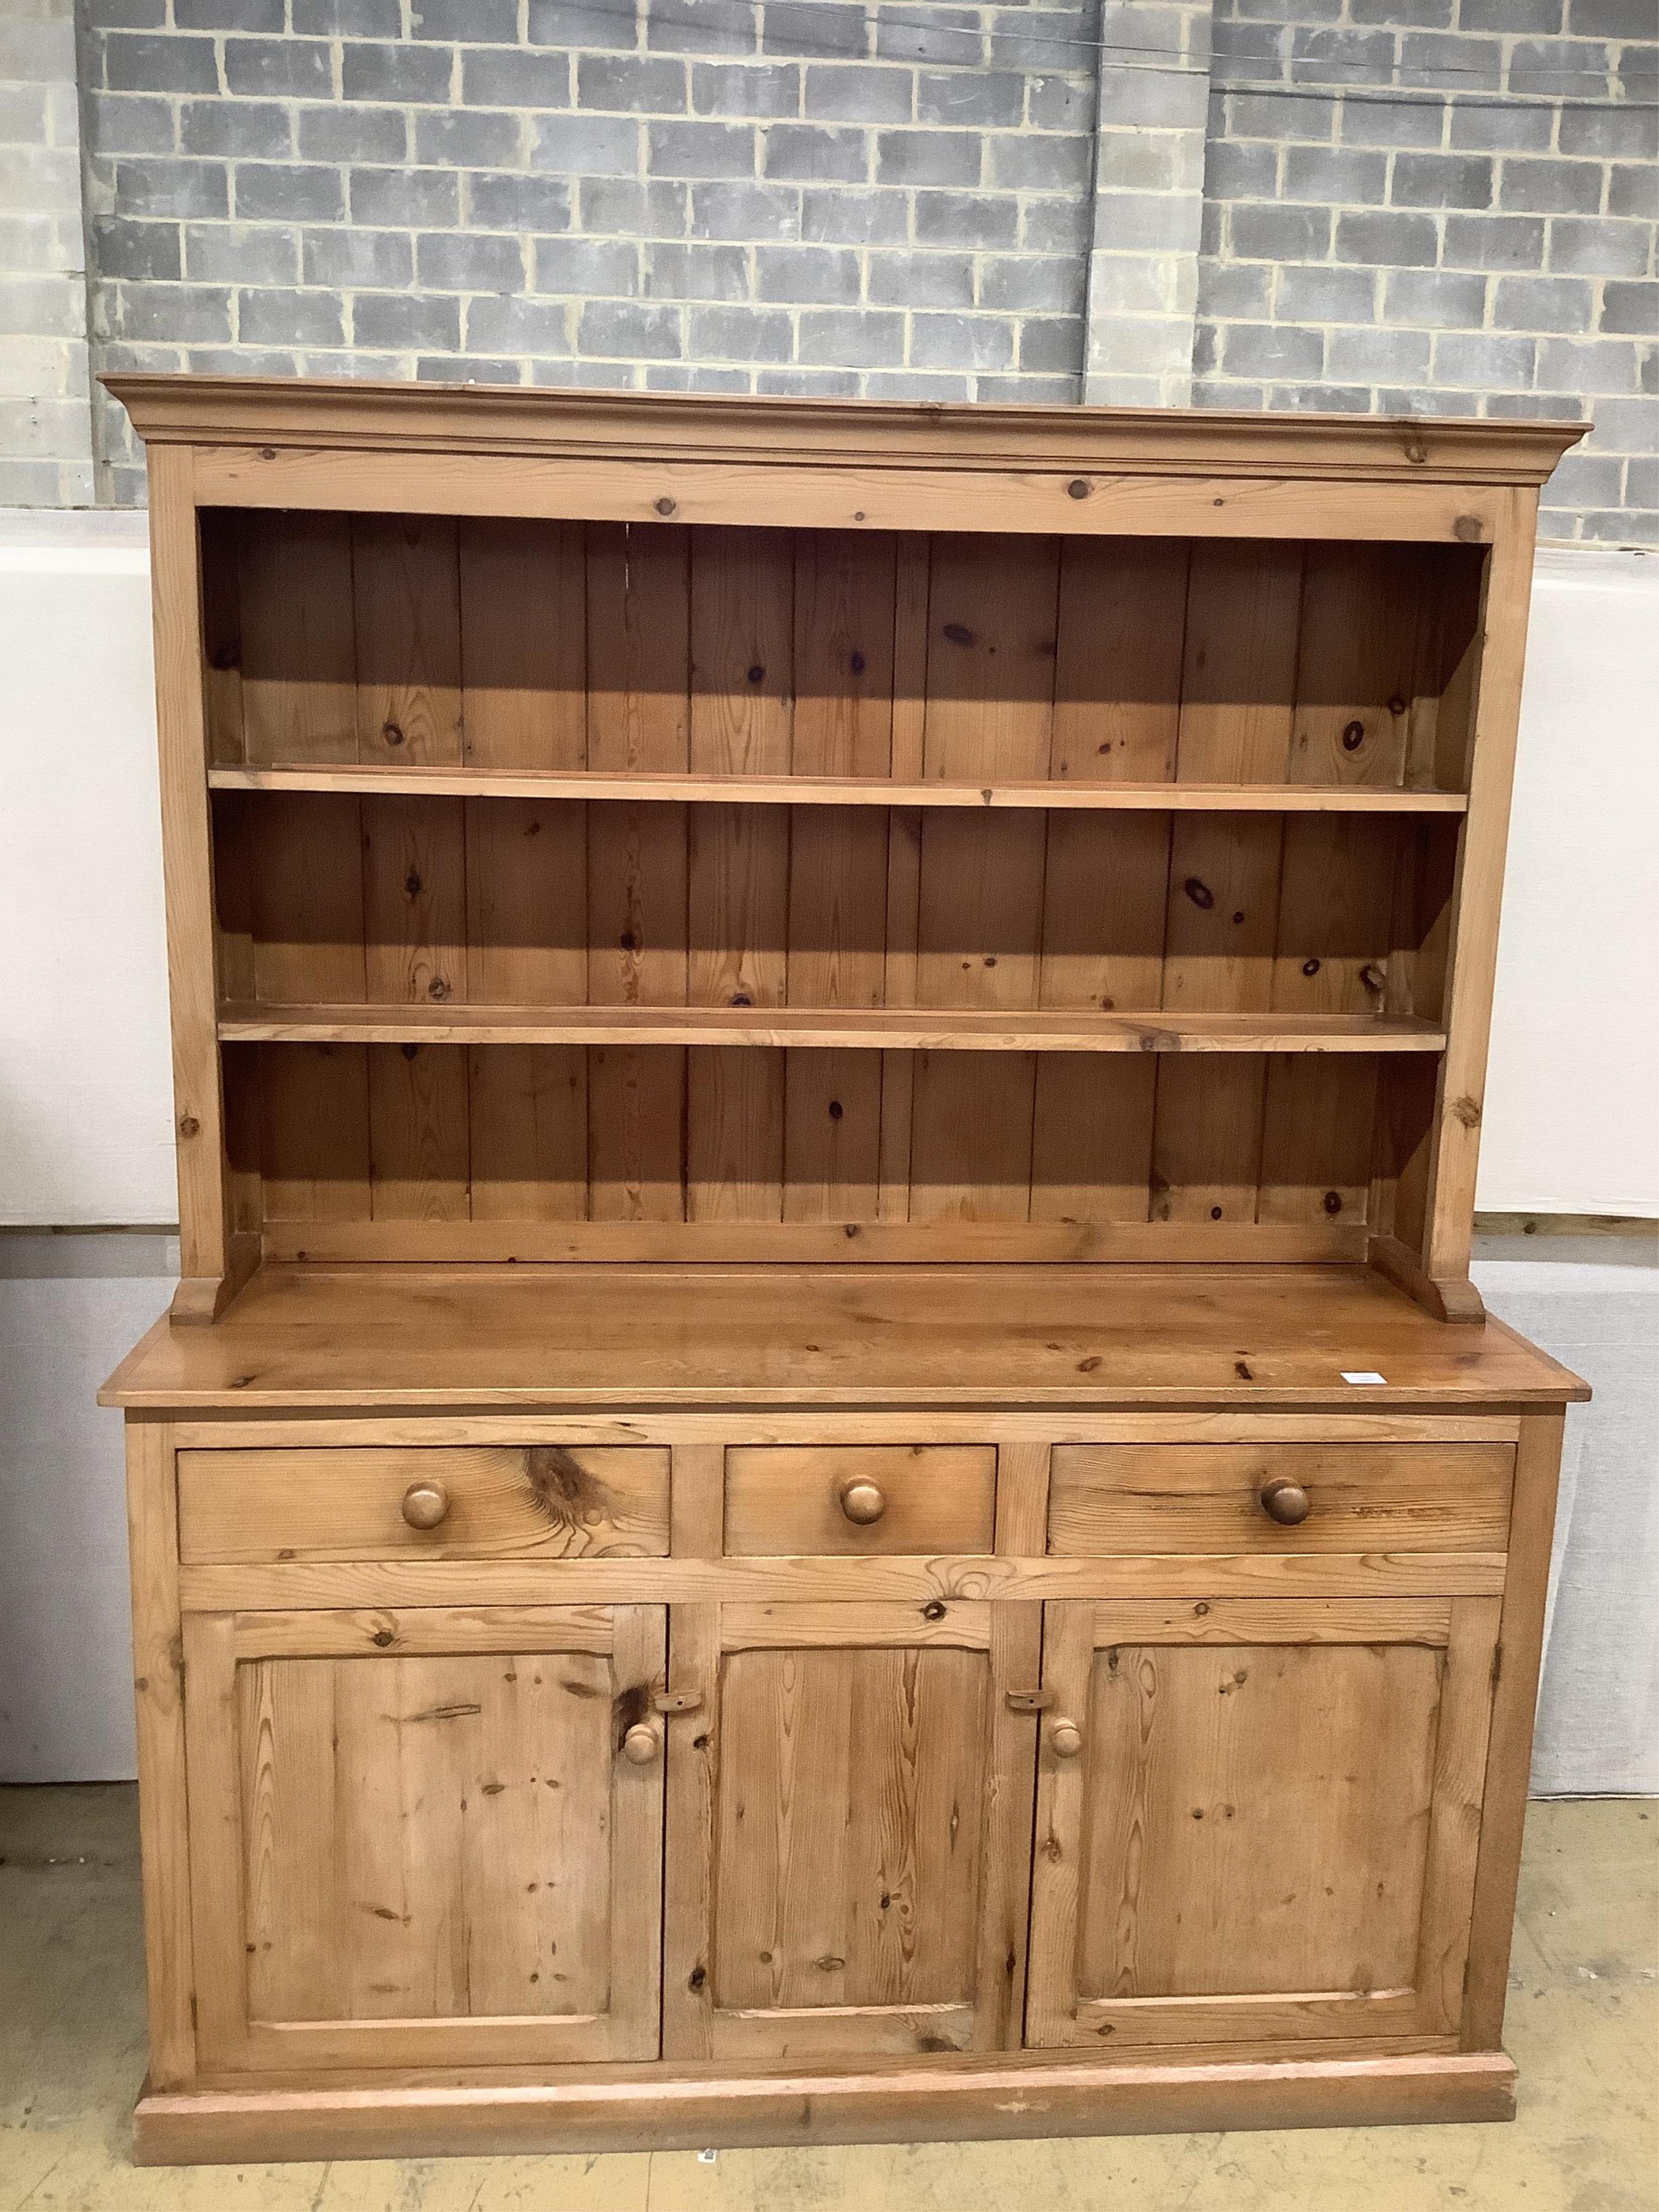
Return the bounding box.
[102,376,1586,2166]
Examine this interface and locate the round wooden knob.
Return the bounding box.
[400,1480,450,1530]
[622,1723,660,1766]
[1259,1477,1312,1527]
[1048,1717,1084,1759]
[838,1478,887,1526]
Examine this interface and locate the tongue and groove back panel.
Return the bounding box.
[203,513,1481,1259]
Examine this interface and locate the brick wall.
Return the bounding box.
[16,2,1659,539]
[1,0,93,506]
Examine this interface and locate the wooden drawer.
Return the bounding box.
[1046,1443,1514,1556]
[176,1445,670,1563]
[723,1446,996,1555]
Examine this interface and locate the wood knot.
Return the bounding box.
[1067,478,1090,500]
[1341,719,1366,751]
[746,664,765,684]
[827,1099,843,1120]
[921,1600,947,1622]
[849,650,866,675]
[1323,1190,1343,1215]
[655,496,676,516]
[1451,1094,1482,1129]
[1183,876,1215,910]
[427,977,450,1001]
[382,721,405,747]
[942,622,974,647]
[1453,515,1485,543]
[177,1115,200,1138]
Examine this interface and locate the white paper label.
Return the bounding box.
[1341,1370,1388,1386]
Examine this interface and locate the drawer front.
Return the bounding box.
[724,1446,996,1556]
[177,1445,670,1563]
[1047,1443,1514,1556]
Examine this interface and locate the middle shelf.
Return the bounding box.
[217,1003,1448,1054]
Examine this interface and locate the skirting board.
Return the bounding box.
[134,2051,1518,2166]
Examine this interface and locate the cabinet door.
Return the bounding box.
[183,1604,665,2072]
[664,1600,1040,2061]
[1026,1597,1501,2052]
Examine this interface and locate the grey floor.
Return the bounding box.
[0,1786,1653,2210]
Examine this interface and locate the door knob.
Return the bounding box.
[837,1477,887,1526]
[622,1723,661,1766]
[400,1479,450,1530]
[1259,1476,1311,1526]
[1048,1717,1084,1759]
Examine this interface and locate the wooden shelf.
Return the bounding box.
[218,1002,1447,1054]
[206,765,1469,814]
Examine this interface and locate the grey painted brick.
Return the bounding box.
[172,0,281,32]
[689,304,794,361]
[987,131,1092,192]
[874,11,982,69]
[1573,0,1659,34]
[1280,146,1388,204]
[1509,37,1614,99]
[1222,321,1325,379]
[179,101,292,159]
[1625,454,1658,507]
[410,0,517,38]
[185,220,299,282]
[84,0,168,23]
[292,0,400,29]
[1289,25,1396,81]
[1026,71,1093,132]
[1384,266,1489,325]
[1276,262,1378,322]
[1493,273,1597,332]
[694,64,802,118]
[1100,189,1207,254]
[1213,17,1285,69]
[1204,139,1279,200]
[239,285,345,346]
[762,1,867,58]
[1609,163,1658,220]
[1017,316,1083,373]
[465,294,573,351]
[643,241,749,300]
[302,226,412,287]
[104,33,219,95]
[1550,216,1653,275]
[1499,157,1609,215]
[1398,32,1503,91]
[757,365,861,395]
[1335,208,1439,267]
[341,43,453,105]
[1602,280,1659,335]
[528,0,636,50]
[1557,105,1653,158]
[1230,203,1332,262]
[461,49,570,109]
[531,114,640,175]
[919,70,1025,127]
[1433,329,1537,386]
[116,156,229,219]
[649,0,758,57]
[1327,325,1431,382]
[803,65,912,124]
[875,129,981,187]
[691,179,800,240]
[1096,64,1208,133]
[579,56,689,114]
[867,369,972,400]
[416,231,524,294]
[981,253,1084,312]
[1338,96,1445,151]
[581,177,688,235]
[85,93,176,156]
[1391,152,1494,210]
[1198,260,1274,319]
[1024,196,1092,251]
[1460,0,1563,30]
[798,305,906,366]
[1272,382,1375,413]
[801,185,906,244]
[296,106,407,164]
[914,190,1020,249]
[988,10,1095,73]
[222,38,332,97]
[414,110,523,169]
[649,122,756,178]
[1443,213,1548,270]
[1539,333,1650,390]
[234,164,345,224]
[756,242,860,303]
[1449,104,1556,156]
[91,216,181,281]
[911,310,1014,369]
[116,281,232,342]
[350,167,461,227]
[869,248,974,306]
[414,354,525,383]
[578,299,682,357]
[764,123,867,182]
[354,291,461,349]
[533,237,639,295]
[647,364,753,392]
[1226,91,1338,145]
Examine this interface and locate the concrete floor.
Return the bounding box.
[0,1789,1652,2211]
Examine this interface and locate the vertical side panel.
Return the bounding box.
[126,1422,195,2087]
[241,1656,340,2025]
[977,1604,1042,2049]
[663,1600,721,2061]
[361,794,467,1007]
[609,1606,669,2058]
[1051,537,1188,783]
[180,1611,248,2066]
[353,516,463,765]
[792,530,897,777]
[238,514,357,766]
[197,508,245,765]
[1415,1596,1503,2035]
[1024,1601,1096,2045]
[458,516,586,770]
[367,1042,471,1221]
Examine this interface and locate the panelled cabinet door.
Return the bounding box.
[663,1600,1041,2062]
[183,1604,665,2072]
[1025,1597,1502,2052]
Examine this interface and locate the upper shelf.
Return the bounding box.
[207,766,1469,814]
[219,1003,1447,1054]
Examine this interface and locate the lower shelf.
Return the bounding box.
[133,2049,1517,2164]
